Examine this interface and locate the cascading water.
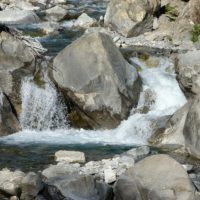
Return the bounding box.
[20,78,68,131]
[0,57,186,145]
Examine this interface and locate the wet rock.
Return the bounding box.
[114,154,196,200]
[104,0,161,37]
[44,5,68,22]
[0,168,25,197]
[53,32,141,129]
[175,50,200,99]
[0,9,40,25]
[20,172,43,200]
[74,13,97,28]
[55,150,86,163]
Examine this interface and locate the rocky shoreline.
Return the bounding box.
[0,0,200,199]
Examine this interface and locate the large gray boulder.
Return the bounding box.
[53,32,141,129]
[0,9,40,25]
[104,0,161,37]
[114,154,196,200]
[175,50,200,99]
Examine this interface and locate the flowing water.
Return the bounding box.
[0,0,187,171]
[0,57,186,146]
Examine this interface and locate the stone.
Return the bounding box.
[53,32,141,129]
[104,167,116,183]
[175,50,200,99]
[0,168,25,196]
[42,163,80,179]
[45,174,100,200]
[124,146,150,160]
[114,154,196,200]
[20,172,43,200]
[45,5,68,22]
[0,9,40,24]
[55,150,85,163]
[104,0,161,37]
[74,13,97,28]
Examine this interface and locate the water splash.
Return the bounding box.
[0,57,186,145]
[20,78,68,131]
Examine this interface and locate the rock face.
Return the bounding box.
[0,9,40,25]
[55,150,86,163]
[53,32,141,129]
[104,0,161,37]
[175,50,200,99]
[114,154,195,200]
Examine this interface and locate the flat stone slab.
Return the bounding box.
[55,150,86,163]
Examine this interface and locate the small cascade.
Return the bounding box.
[0,56,186,145]
[20,78,68,131]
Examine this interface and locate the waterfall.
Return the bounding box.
[20,78,68,131]
[0,57,186,145]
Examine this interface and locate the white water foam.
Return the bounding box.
[0,57,187,145]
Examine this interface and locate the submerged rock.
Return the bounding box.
[53,32,141,129]
[104,0,160,37]
[114,154,196,200]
